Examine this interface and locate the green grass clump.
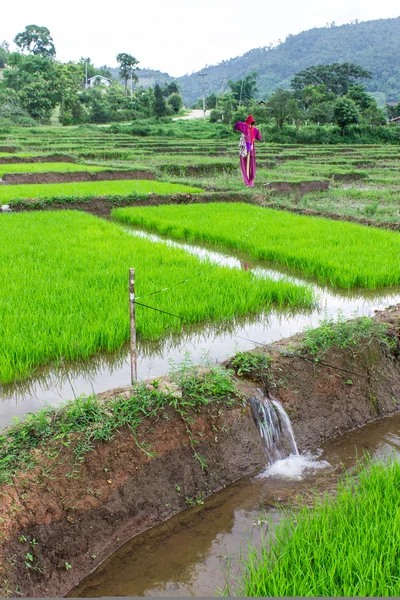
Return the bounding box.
[233,460,400,597]
[112,203,400,289]
[0,179,203,204]
[0,365,237,484]
[0,211,313,384]
[302,312,394,359]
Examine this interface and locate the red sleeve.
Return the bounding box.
[255,128,261,141]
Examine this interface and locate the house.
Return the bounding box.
[86,75,111,88]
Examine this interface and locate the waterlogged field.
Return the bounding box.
[113,203,400,289]
[235,460,400,597]
[0,179,203,204]
[0,211,313,384]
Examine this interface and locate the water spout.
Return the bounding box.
[250,389,299,465]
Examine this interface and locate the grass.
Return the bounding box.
[0,211,314,384]
[232,460,400,597]
[112,203,400,289]
[0,180,204,204]
[0,163,110,176]
[0,364,237,484]
[301,312,394,359]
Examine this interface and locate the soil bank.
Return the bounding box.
[0,306,399,597]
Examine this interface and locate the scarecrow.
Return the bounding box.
[234,115,261,187]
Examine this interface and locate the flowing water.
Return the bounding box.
[1,226,400,428]
[70,408,400,598]
[249,389,298,463]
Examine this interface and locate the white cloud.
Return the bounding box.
[2,0,399,76]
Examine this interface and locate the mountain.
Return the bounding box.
[176,17,400,106]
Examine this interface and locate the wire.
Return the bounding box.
[133,300,182,320]
[233,334,366,378]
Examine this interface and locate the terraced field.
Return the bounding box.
[0,122,399,410]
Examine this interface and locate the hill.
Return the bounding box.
[176,17,400,106]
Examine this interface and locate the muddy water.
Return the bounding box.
[70,412,400,597]
[1,228,400,428]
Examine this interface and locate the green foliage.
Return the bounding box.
[153,84,168,117]
[302,313,393,358]
[116,52,139,95]
[167,93,183,113]
[292,63,372,97]
[14,24,56,58]
[266,88,297,129]
[228,72,258,105]
[234,460,400,596]
[333,97,360,132]
[230,351,271,378]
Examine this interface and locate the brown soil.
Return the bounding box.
[332,172,367,182]
[0,147,18,153]
[0,307,399,597]
[0,399,266,598]
[263,180,330,196]
[2,170,156,185]
[260,200,400,231]
[0,155,75,165]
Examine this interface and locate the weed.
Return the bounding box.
[231,351,271,378]
[302,312,394,359]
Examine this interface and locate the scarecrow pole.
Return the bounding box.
[129,268,137,385]
[246,152,250,180]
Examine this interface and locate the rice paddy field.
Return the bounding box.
[1,122,400,596]
[0,121,399,384]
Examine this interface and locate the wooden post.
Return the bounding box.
[129,268,137,385]
[246,153,250,180]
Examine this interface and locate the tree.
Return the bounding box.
[291,63,372,97]
[167,93,183,113]
[19,78,55,119]
[163,81,179,97]
[153,84,167,117]
[205,92,217,109]
[333,97,359,134]
[116,53,139,96]
[346,84,374,112]
[0,41,9,68]
[266,88,296,129]
[228,72,258,105]
[363,105,387,128]
[14,25,56,58]
[217,93,235,123]
[386,102,400,120]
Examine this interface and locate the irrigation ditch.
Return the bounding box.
[0,305,399,597]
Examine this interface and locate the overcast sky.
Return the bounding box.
[2,0,399,77]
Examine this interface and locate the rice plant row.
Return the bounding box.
[0,180,204,204]
[0,211,314,384]
[112,203,400,289]
[234,460,400,597]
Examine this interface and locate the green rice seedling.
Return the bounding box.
[0,163,110,176]
[0,180,203,204]
[112,203,400,289]
[233,460,400,597]
[0,211,313,384]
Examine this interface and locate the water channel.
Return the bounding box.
[1,224,399,428]
[70,411,400,597]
